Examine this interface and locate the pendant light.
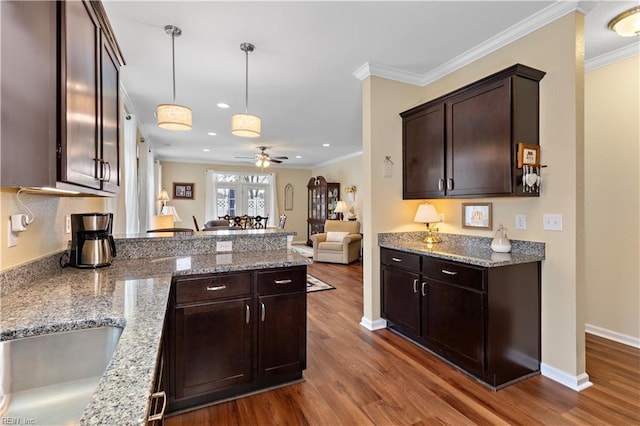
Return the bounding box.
[232,43,261,137]
[157,25,192,131]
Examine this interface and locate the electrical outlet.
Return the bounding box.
[515,214,526,230]
[7,220,18,247]
[216,241,233,252]
[65,215,71,234]
[543,214,563,231]
[439,213,445,223]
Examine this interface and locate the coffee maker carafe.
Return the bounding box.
[70,213,116,268]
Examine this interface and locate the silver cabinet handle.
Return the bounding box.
[421,282,427,297]
[438,178,444,191]
[447,178,454,190]
[413,279,418,293]
[104,161,112,182]
[391,257,402,262]
[148,391,166,422]
[245,304,250,324]
[206,285,227,291]
[261,302,266,322]
[274,279,292,285]
[441,269,457,275]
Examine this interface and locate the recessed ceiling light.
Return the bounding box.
[295,155,302,159]
[322,143,330,147]
[203,148,211,152]
[217,103,230,109]
[207,132,217,136]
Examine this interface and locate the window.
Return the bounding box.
[206,171,277,225]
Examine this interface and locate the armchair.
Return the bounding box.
[310,220,362,264]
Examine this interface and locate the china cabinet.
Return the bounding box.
[307,176,340,245]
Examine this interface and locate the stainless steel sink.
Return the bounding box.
[0,326,122,425]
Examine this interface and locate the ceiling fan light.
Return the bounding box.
[157,104,192,130]
[231,113,261,137]
[608,6,640,37]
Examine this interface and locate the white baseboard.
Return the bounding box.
[541,363,592,391]
[360,316,387,331]
[585,323,640,348]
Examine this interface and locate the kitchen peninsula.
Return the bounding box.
[0,229,311,425]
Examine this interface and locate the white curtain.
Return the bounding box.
[205,169,217,222]
[123,115,139,234]
[269,173,278,226]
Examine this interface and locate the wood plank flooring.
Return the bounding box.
[166,261,640,425]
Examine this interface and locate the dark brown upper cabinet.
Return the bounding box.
[401,64,545,199]
[1,1,124,196]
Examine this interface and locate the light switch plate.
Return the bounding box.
[543,214,563,231]
[216,241,233,252]
[65,215,71,234]
[515,214,526,230]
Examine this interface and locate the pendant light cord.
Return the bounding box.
[171,31,176,104]
[244,48,249,114]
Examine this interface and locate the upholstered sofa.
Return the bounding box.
[310,220,362,264]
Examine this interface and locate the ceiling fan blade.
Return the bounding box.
[272,156,288,160]
[270,158,283,164]
[234,156,255,159]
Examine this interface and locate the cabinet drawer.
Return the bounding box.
[175,272,252,304]
[422,259,485,291]
[257,267,306,296]
[380,249,421,272]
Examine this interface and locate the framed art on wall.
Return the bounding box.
[462,202,492,230]
[173,182,194,199]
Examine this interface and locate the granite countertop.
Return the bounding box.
[0,249,311,425]
[378,232,545,267]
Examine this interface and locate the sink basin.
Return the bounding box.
[0,326,123,425]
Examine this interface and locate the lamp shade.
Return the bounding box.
[157,104,192,130]
[159,189,170,203]
[232,113,261,137]
[160,205,182,223]
[414,203,440,224]
[608,6,640,37]
[335,200,348,213]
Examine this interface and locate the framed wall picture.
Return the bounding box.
[462,202,493,230]
[284,183,293,210]
[517,143,540,168]
[173,182,194,199]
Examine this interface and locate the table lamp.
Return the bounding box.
[414,203,441,244]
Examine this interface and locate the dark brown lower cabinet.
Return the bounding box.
[167,266,306,413]
[381,247,540,389]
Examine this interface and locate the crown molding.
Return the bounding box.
[586,42,640,72]
[353,1,580,87]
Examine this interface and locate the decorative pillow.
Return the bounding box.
[326,231,349,242]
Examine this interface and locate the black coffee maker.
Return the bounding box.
[70,213,116,268]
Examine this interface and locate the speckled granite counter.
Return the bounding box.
[1,246,310,425]
[378,232,544,267]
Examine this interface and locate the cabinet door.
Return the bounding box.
[258,292,306,378]
[381,266,421,336]
[60,1,101,189]
[424,279,485,373]
[402,103,445,199]
[99,35,120,193]
[173,298,252,399]
[446,78,511,196]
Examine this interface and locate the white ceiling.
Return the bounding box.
[102,1,639,169]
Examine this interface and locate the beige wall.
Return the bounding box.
[160,161,311,242]
[0,189,106,271]
[585,55,640,343]
[363,13,587,382]
[312,153,365,228]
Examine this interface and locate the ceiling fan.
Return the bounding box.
[236,146,288,169]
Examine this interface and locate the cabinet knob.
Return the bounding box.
[413,279,418,293]
[391,257,403,262]
[245,304,250,324]
[447,178,454,190]
[441,269,458,275]
[421,282,427,297]
[261,302,266,322]
[274,279,292,285]
[438,179,444,191]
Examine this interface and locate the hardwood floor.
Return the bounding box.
[166,261,640,425]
